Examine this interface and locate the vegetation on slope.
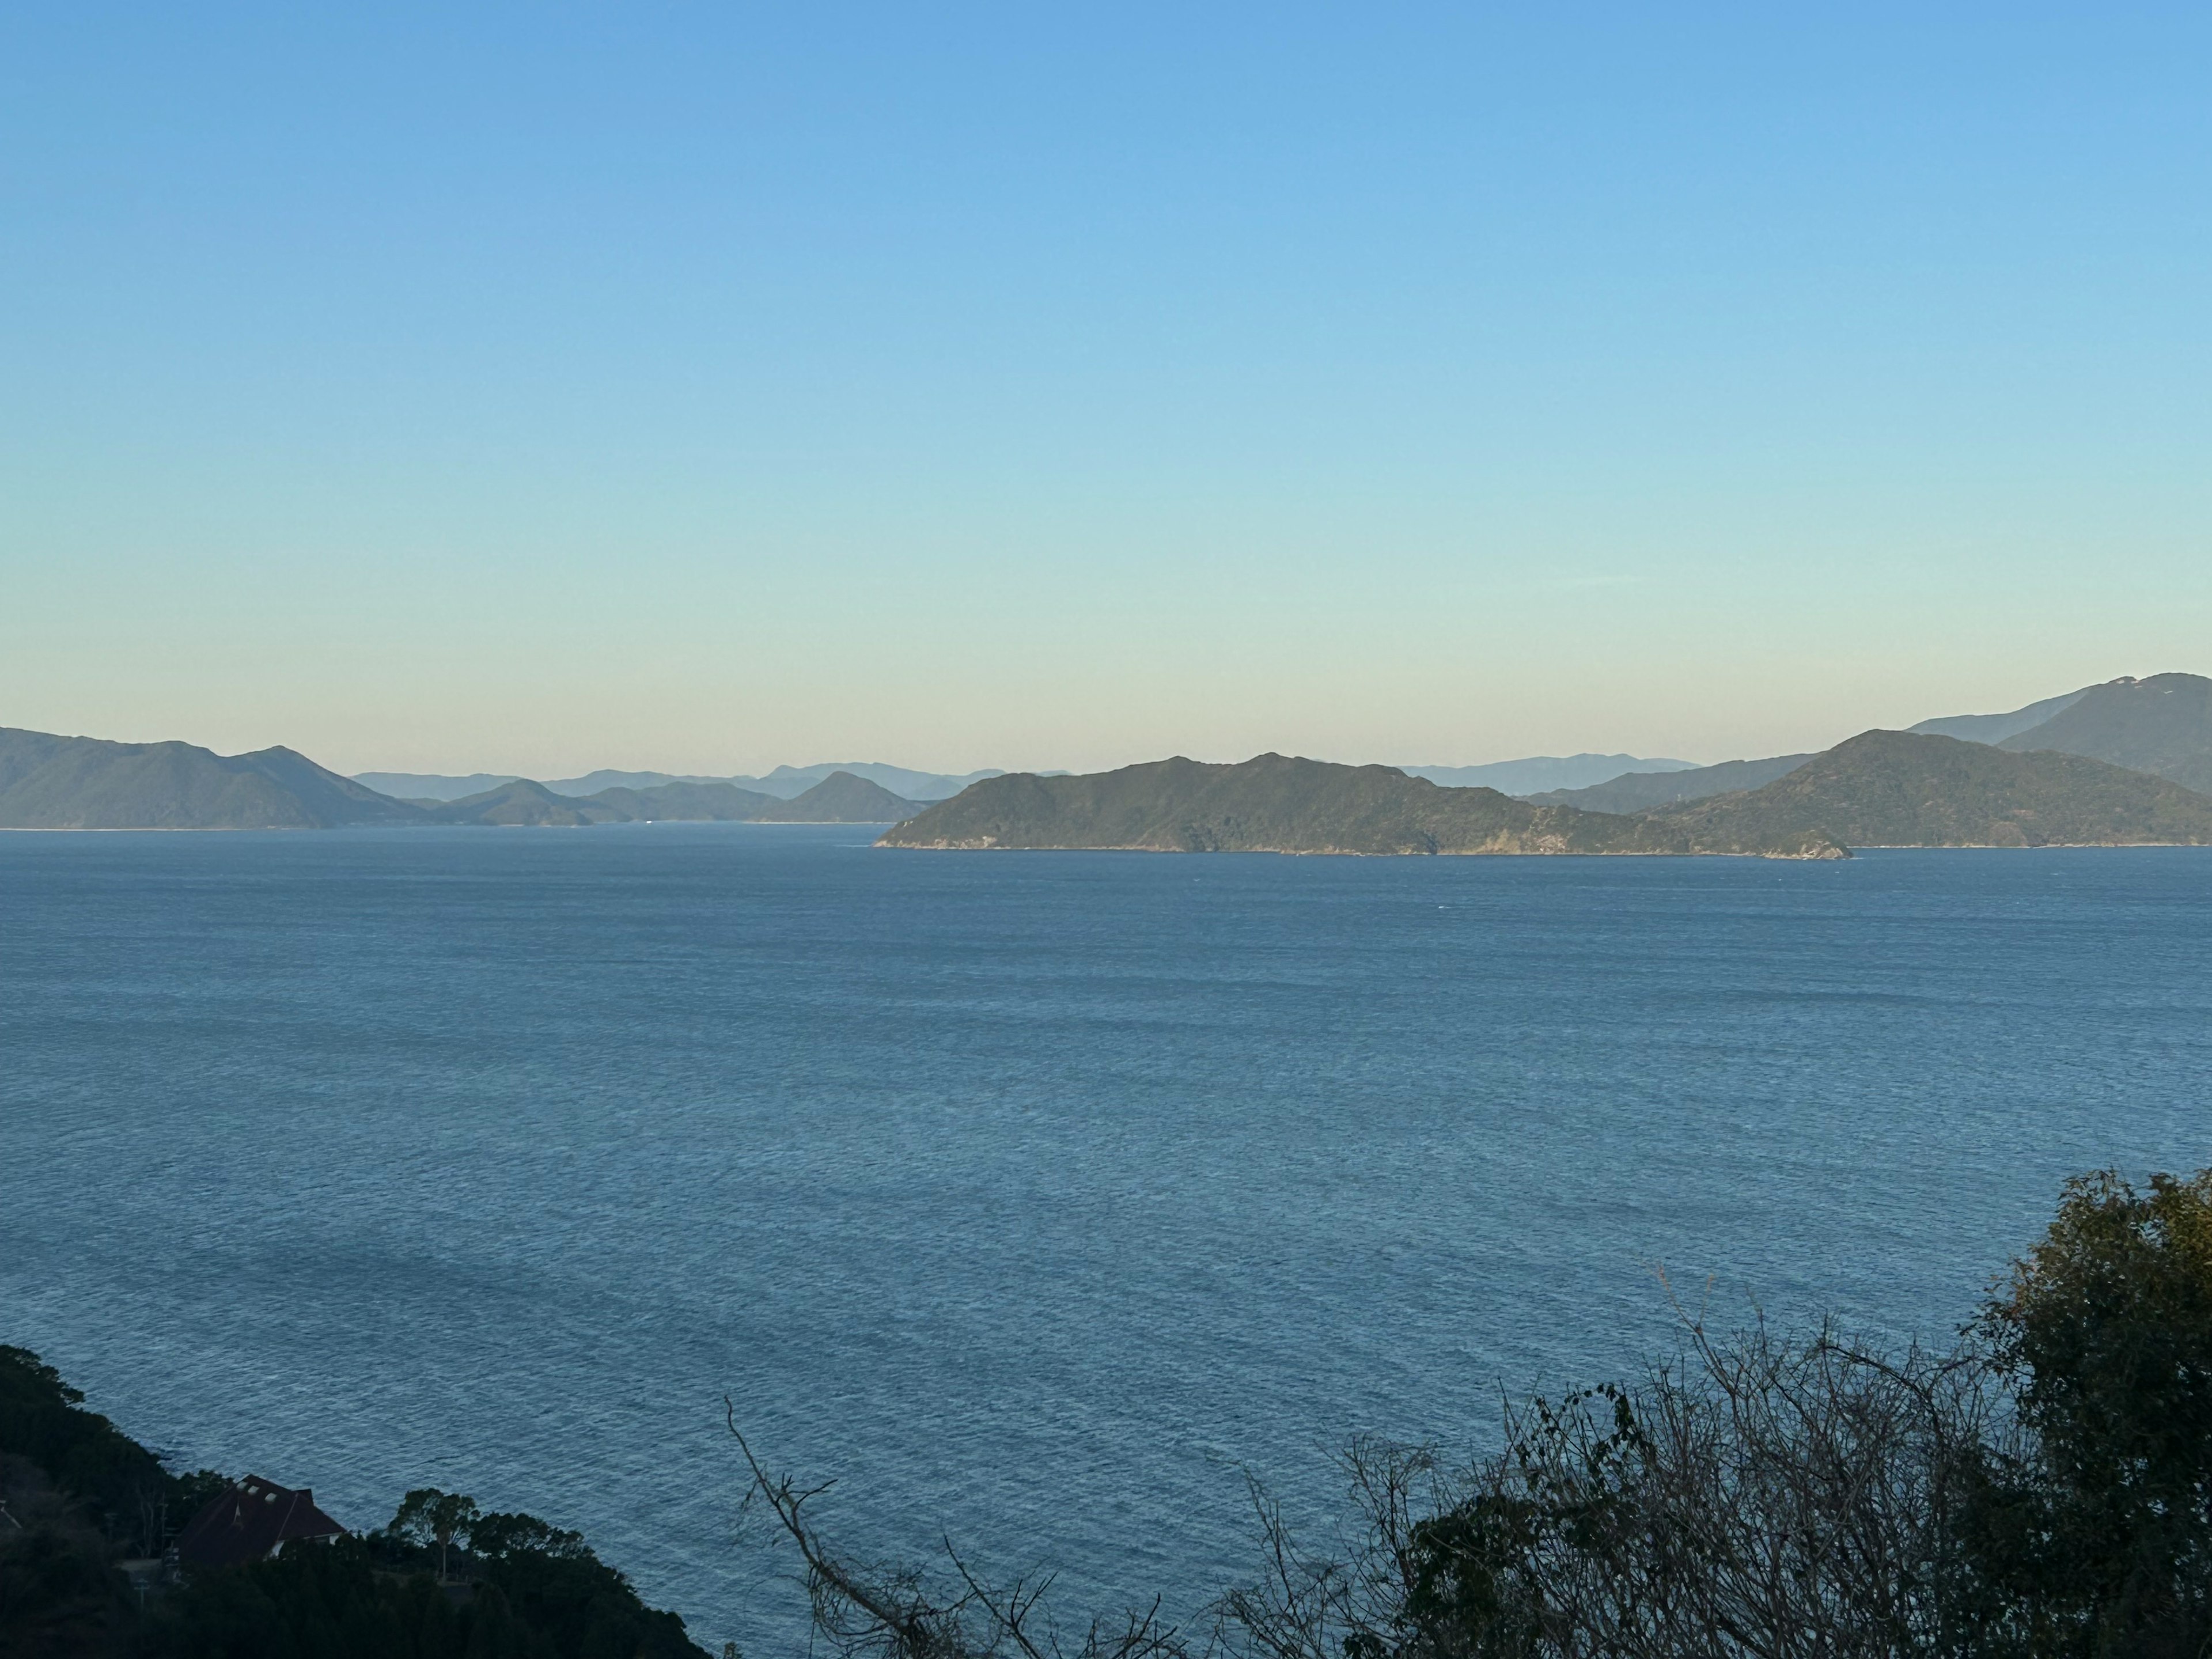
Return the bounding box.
[880,753,1846,858]
[1997,673,2212,794]
[1652,729,2212,847]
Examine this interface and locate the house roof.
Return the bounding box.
[175,1474,347,1569]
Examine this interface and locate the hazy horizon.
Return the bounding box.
[6,7,2207,776]
[9,663,2191,786]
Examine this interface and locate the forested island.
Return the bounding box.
[878,733,2212,856]
[877,751,1848,857]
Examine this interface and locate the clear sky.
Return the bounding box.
[4,4,2207,777]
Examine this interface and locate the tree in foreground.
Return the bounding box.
[388,1487,482,1583]
[741,1166,2212,1659]
[1969,1169,2212,1658]
[730,1408,1189,1659]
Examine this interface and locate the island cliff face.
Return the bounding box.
[877,753,1849,858]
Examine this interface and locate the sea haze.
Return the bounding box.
[3,828,2208,1652]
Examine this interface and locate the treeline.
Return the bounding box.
[736,1168,2212,1659]
[0,1346,707,1658]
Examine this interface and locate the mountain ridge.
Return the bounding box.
[1908,685,2098,744]
[1995,673,2212,793]
[360,762,1014,802]
[425,771,919,825]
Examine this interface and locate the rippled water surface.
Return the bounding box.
[4,827,2209,1649]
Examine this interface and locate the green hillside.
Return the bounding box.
[1997,673,2212,793]
[1653,730,2212,847]
[879,753,1846,857]
[0,729,426,829]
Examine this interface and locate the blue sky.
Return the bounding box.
[3,3,2207,775]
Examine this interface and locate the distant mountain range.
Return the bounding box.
[1400,753,1697,794]
[346,675,2212,816]
[355,762,1017,802]
[1524,753,1817,813]
[10,672,2210,849]
[0,729,920,828]
[413,770,922,827]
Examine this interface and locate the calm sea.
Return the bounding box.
[4,827,2209,1650]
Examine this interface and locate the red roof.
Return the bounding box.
[175,1475,347,1569]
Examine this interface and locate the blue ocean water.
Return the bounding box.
[3,826,2209,1650]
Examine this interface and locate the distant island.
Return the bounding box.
[7,671,2210,844]
[355,760,1018,803]
[878,753,1849,858]
[880,726,2212,857]
[0,729,921,830]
